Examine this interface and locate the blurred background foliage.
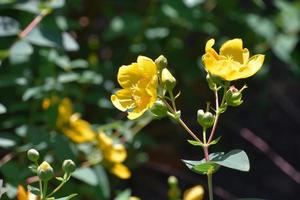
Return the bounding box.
[0,0,299,199]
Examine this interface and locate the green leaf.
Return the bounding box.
[187,140,203,146]
[209,136,222,146]
[10,40,33,56]
[72,167,98,186]
[114,189,131,200]
[27,185,40,196]
[272,34,298,63]
[56,177,64,182]
[192,162,220,174]
[0,137,16,148]
[94,165,110,199]
[0,16,20,36]
[55,194,78,200]
[212,149,250,172]
[182,152,224,170]
[62,32,79,51]
[0,103,6,114]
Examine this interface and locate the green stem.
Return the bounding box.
[46,178,67,198]
[42,181,48,200]
[207,173,214,200]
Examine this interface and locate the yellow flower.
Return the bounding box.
[62,114,95,143]
[111,56,158,119]
[110,163,131,179]
[202,38,265,81]
[97,132,131,179]
[98,132,127,163]
[183,185,204,200]
[57,98,95,143]
[17,185,38,200]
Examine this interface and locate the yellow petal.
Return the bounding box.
[183,185,204,200]
[118,63,141,88]
[63,117,95,143]
[127,108,146,120]
[205,39,215,52]
[242,48,249,64]
[110,163,131,179]
[98,132,113,149]
[241,54,265,78]
[105,144,127,163]
[220,38,244,63]
[111,89,134,112]
[57,98,73,128]
[17,186,28,200]
[137,56,157,78]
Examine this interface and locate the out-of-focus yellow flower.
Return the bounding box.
[202,38,265,81]
[17,185,38,200]
[97,132,130,179]
[129,196,141,200]
[110,163,131,179]
[183,185,204,200]
[56,98,95,143]
[111,56,158,120]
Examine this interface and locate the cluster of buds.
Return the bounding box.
[26,148,76,199]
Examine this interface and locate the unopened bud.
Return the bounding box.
[62,159,76,174]
[37,161,53,181]
[197,109,215,128]
[225,86,246,107]
[168,176,178,187]
[155,55,168,70]
[27,149,39,162]
[162,68,176,91]
[206,73,221,91]
[151,100,168,118]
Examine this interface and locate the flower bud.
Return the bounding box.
[155,55,168,70]
[27,149,39,162]
[150,100,168,118]
[37,161,53,181]
[206,73,221,91]
[168,176,178,187]
[62,159,76,174]
[162,68,176,91]
[197,109,215,128]
[225,86,245,107]
[183,185,204,200]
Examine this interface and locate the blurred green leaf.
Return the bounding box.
[10,40,33,56]
[0,103,6,114]
[114,189,131,200]
[72,167,98,186]
[272,34,298,63]
[0,16,20,36]
[55,194,78,200]
[27,185,40,196]
[192,162,220,174]
[0,137,15,148]
[62,32,79,51]
[94,165,110,199]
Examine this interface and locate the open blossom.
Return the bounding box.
[202,38,265,81]
[98,132,131,179]
[111,56,158,119]
[56,98,95,143]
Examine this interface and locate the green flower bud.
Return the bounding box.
[161,68,176,91]
[150,100,168,118]
[206,73,221,91]
[168,176,178,187]
[197,109,215,128]
[27,149,39,162]
[62,159,76,174]
[225,86,246,107]
[155,55,168,70]
[37,161,53,181]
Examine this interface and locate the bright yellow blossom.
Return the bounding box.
[202,38,265,81]
[183,185,204,200]
[56,98,95,143]
[97,132,131,179]
[110,163,131,179]
[17,185,38,200]
[111,56,158,119]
